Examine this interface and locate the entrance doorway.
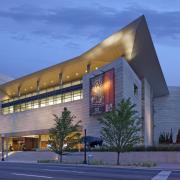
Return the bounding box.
[8,134,50,151]
[12,137,38,151]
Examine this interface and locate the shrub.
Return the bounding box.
[132,144,180,151]
[176,129,180,143]
[159,129,173,144]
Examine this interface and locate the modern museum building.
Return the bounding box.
[0,16,180,151]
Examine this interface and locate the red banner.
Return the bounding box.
[90,69,115,115]
[103,69,115,112]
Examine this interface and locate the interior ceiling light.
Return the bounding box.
[66,75,70,79]
[75,72,79,76]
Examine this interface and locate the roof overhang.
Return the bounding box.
[0,15,168,100]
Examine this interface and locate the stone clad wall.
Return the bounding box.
[154,86,180,144]
[122,59,143,140]
[0,59,142,140]
[142,79,153,146]
[122,59,142,117]
[0,100,84,135]
[83,58,142,137]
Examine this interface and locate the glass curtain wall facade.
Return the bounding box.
[1,80,83,115]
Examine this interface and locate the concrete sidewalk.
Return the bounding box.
[156,163,180,171]
[3,151,180,170]
[4,151,58,163]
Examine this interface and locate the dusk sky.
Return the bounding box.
[0,0,180,86]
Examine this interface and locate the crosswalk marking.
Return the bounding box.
[12,173,53,179]
[152,171,171,180]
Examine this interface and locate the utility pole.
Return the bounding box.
[6,135,8,161]
[83,129,87,164]
[1,134,4,161]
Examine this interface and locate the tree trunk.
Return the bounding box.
[58,144,63,163]
[60,153,62,163]
[59,151,63,163]
[58,154,60,162]
[58,153,63,163]
[117,152,120,165]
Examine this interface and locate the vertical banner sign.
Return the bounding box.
[103,69,115,112]
[90,69,115,115]
[90,73,104,115]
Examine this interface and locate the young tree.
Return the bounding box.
[49,107,82,163]
[98,98,141,165]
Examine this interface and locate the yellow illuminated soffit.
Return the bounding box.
[0,17,141,100]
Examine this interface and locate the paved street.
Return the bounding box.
[0,162,179,180]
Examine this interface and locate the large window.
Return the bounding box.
[2,80,82,104]
[1,80,83,115]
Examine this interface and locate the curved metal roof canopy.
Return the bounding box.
[0,15,168,100]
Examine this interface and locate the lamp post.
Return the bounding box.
[83,129,87,164]
[1,134,4,161]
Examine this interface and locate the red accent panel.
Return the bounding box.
[103,69,115,112]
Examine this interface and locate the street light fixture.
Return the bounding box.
[83,129,87,164]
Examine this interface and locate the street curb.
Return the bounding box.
[1,161,180,171]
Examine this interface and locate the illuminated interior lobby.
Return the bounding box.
[0,15,179,151]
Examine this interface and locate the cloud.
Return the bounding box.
[0,2,180,42]
[127,5,180,39]
[11,34,31,41]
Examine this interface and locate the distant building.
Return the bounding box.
[0,73,13,85]
[0,16,179,151]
